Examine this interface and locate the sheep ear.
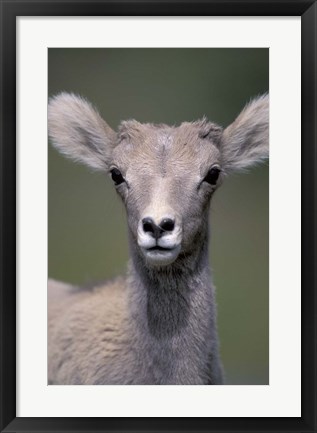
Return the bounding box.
[48,93,116,170]
[220,94,269,172]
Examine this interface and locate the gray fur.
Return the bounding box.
[48,93,269,385]
[220,94,269,172]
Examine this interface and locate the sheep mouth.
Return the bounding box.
[142,244,182,266]
[147,246,173,252]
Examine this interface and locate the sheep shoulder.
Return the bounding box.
[48,277,135,384]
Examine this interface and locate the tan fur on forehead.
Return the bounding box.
[174,118,223,146]
[114,118,222,176]
[118,118,222,148]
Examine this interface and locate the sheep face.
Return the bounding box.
[111,120,223,266]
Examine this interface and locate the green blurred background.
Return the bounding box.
[48,48,269,385]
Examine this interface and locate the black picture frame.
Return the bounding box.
[0,1,316,432]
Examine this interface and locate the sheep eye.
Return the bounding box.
[203,167,221,185]
[110,168,125,186]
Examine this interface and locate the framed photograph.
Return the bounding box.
[1,1,316,432]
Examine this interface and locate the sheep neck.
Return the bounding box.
[126,221,219,383]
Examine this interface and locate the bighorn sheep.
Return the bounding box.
[48,93,269,385]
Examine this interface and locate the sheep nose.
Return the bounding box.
[142,217,175,239]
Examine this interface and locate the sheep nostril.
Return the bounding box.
[159,218,175,232]
[142,217,156,234]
